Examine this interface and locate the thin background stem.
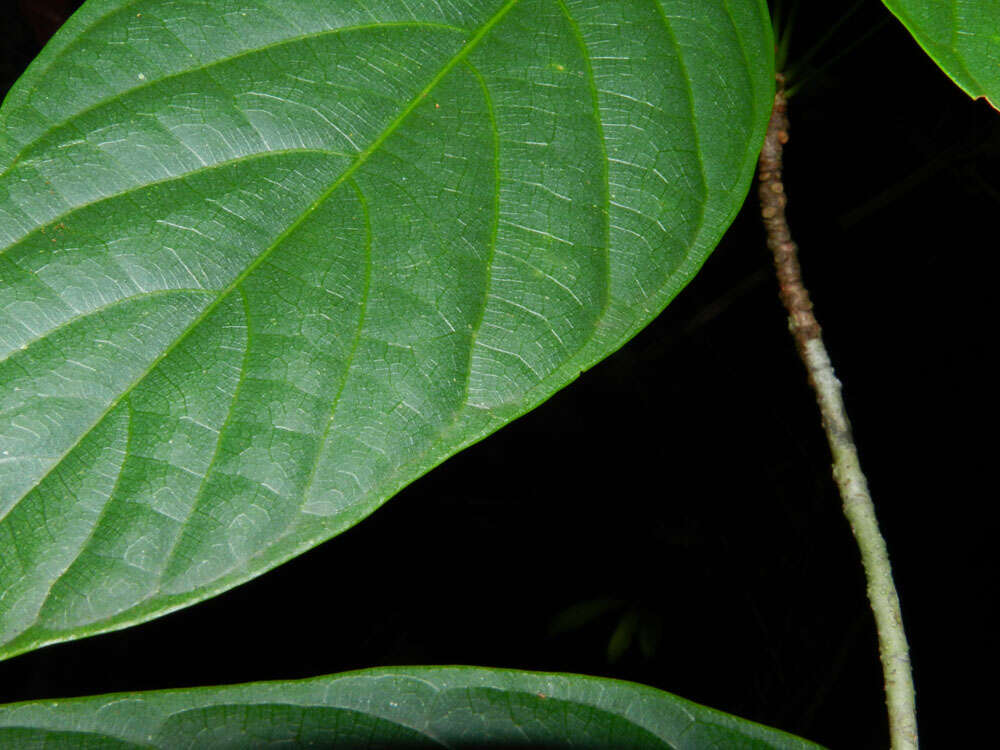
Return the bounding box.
[757,77,918,750]
[782,0,865,78]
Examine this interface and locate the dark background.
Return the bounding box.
[1,1,994,747]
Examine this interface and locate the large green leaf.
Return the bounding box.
[882,0,1000,107]
[0,0,773,660]
[0,666,823,748]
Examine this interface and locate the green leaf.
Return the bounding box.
[882,0,1000,108]
[607,607,642,663]
[548,598,626,635]
[0,666,824,748]
[0,0,774,660]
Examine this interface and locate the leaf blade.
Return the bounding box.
[0,0,774,659]
[882,0,1000,108]
[0,666,825,749]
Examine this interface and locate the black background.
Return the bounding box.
[1,1,994,748]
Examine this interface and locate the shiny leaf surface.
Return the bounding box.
[0,666,825,748]
[0,0,773,660]
[882,0,1000,107]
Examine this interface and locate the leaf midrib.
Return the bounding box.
[4,0,523,519]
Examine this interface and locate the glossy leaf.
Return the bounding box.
[0,0,774,660]
[0,666,824,748]
[882,0,1000,107]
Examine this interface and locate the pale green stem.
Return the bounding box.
[802,337,918,750]
[758,81,918,750]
